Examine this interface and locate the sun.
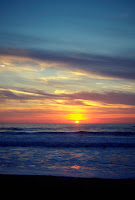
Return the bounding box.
[68,113,87,124]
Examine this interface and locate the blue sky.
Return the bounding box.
[1,0,135,54]
[0,0,135,123]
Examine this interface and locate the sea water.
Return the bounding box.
[0,123,135,179]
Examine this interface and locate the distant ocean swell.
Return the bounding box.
[0,124,135,148]
[0,124,135,133]
[1,141,135,148]
[0,130,135,136]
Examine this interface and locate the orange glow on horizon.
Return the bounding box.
[75,120,80,124]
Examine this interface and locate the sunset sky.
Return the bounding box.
[0,0,135,123]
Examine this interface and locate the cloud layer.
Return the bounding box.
[1,88,135,106]
[0,48,135,80]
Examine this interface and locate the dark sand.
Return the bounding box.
[0,174,135,190]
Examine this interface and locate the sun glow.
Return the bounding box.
[68,113,87,124]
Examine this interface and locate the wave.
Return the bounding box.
[0,140,135,148]
[1,125,135,148]
[1,124,135,136]
[0,130,135,136]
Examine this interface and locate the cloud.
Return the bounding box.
[0,48,135,80]
[1,87,135,106]
[0,88,58,102]
[64,91,135,106]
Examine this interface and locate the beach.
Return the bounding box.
[1,174,135,190]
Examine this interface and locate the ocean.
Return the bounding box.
[0,123,135,179]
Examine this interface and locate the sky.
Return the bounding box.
[0,0,135,124]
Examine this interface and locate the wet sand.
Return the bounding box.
[1,174,135,190]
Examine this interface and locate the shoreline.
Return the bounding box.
[1,174,135,190]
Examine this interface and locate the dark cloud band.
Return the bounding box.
[0,48,135,80]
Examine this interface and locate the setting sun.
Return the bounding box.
[68,113,87,123]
